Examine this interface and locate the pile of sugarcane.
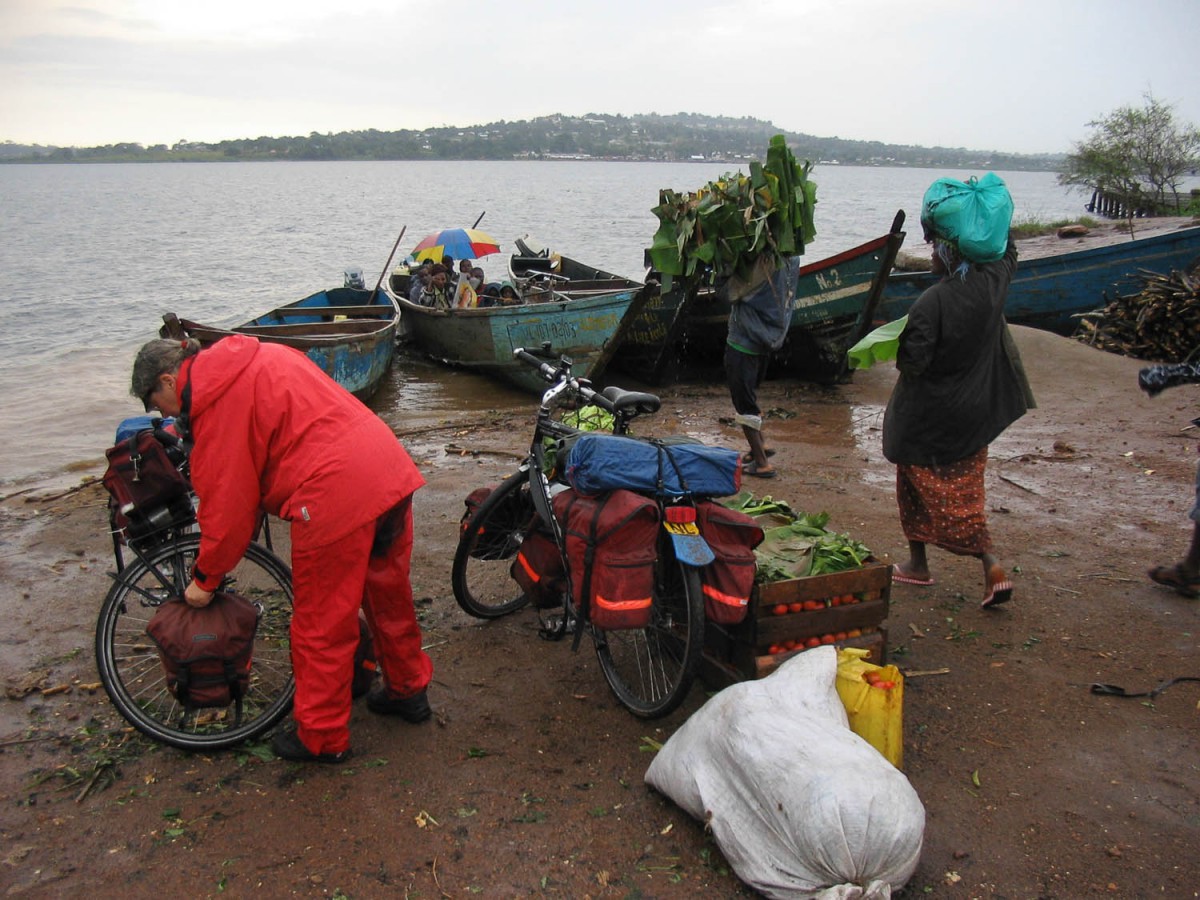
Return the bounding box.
[1075,262,1200,361]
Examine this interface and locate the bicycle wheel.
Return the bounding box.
[592,537,704,718]
[452,469,539,618]
[95,534,295,751]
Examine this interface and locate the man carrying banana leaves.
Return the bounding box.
[722,252,801,479]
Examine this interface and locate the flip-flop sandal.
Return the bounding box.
[1147,564,1200,598]
[742,449,776,464]
[981,580,1013,609]
[891,565,935,586]
[743,460,777,479]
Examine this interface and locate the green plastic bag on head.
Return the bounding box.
[920,172,1013,263]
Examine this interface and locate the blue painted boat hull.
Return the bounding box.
[879,225,1200,335]
[166,286,399,399]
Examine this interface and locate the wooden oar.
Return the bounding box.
[372,225,407,300]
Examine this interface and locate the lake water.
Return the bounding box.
[0,160,1096,491]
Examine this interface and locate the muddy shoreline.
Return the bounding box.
[2,321,1199,897]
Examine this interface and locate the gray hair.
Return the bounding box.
[130,338,201,405]
[934,238,969,280]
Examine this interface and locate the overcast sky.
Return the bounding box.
[2,0,1197,155]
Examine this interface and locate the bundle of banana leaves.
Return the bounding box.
[646,135,818,290]
[724,492,871,582]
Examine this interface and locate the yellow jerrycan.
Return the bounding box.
[836,647,904,769]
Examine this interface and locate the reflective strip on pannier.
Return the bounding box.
[552,488,660,630]
[510,528,566,608]
[695,501,764,625]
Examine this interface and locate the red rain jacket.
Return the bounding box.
[179,335,424,591]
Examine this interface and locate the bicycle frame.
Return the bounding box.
[451,347,710,717]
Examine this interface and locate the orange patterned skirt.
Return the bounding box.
[895,446,992,556]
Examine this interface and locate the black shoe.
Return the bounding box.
[270,727,352,764]
[366,686,432,722]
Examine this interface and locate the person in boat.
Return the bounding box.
[130,335,434,764]
[454,258,473,292]
[722,252,800,479]
[498,284,521,306]
[478,281,502,307]
[420,264,452,309]
[408,259,433,304]
[882,179,1033,609]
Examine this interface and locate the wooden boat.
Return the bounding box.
[607,212,907,383]
[386,243,651,393]
[160,284,399,399]
[878,223,1200,335]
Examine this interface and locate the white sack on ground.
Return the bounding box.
[645,647,925,899]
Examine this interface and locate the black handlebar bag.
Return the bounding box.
[146,593,260,709]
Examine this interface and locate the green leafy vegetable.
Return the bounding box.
[725,492,871,582]
[646,135,818,291]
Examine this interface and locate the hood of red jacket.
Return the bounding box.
[184,334,262,420]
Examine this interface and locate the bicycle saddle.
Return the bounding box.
[601,385,661,416]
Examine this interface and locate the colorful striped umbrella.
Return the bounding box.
[410,227,501,263]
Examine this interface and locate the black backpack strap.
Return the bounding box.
[176,356,196,452]
[652,440,692,499]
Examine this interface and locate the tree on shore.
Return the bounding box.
[1058,93,1200,234]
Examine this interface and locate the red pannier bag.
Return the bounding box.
[103,427,191,541]
[510,527,567,608]
[145,592,260,709]
[459,485,532,560]
[695,501,764,625]
[552,488,660,630]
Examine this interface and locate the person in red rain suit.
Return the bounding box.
[131,334,432,763]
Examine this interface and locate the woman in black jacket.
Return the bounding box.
[882,228,1033,608]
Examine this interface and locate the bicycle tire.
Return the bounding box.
[592,536,705,718]
[451,469,538,618]
[95,534,295,751]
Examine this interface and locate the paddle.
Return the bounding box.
[848,209,907,345]
[472,211,486,228]
[369,226,408,314]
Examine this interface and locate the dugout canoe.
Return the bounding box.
[606,211,907,383]
[385,244,651,393]
[878,223,1200,335]
[160,284,399,400]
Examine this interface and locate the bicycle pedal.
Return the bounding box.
[538,613,577,641]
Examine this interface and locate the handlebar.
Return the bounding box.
[513,347,617,414]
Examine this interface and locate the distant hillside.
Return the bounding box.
[0,112,1065,171]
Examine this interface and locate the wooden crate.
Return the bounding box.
[702,629,887,690]
[701,560,892,688]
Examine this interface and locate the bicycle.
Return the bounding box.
[95,422,295,751]
[451,347,707,718]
